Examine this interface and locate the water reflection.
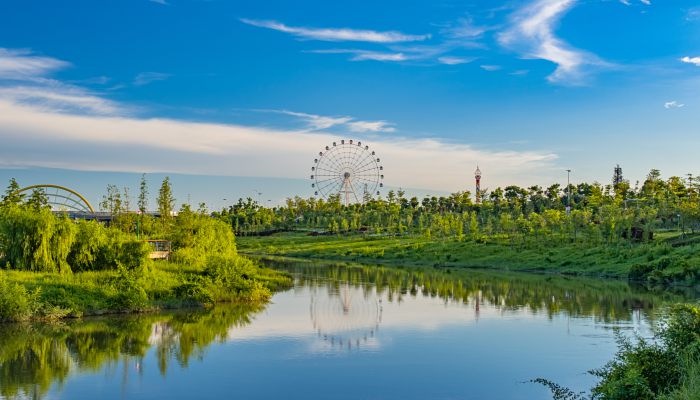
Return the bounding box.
[264,259,693,324]
[310,283,383,351]
[0,260,697,400]
[0,304,262,399]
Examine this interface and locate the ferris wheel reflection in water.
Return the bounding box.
[309,283,383,351]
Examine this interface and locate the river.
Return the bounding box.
[0,259,696,399]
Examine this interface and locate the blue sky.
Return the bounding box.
[1,0,699,209]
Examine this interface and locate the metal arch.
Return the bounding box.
[14,184,95,213]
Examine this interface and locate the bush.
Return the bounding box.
[0,272,40,321]
[537,304,700,400]
[204,256,271,302]
[109,268,149,311]
[0,206,75,272]
[70,222,150,271]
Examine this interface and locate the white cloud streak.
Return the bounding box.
[0,48,70,81]
[498,0,606,85]
[240,19,429,43]
[480,64,502,71]
[664,101,684,109]
[265,109,396,133]
[133,72,171,86]
[680,56,700,67]
[0,99,557,192]
[437,56,476,65]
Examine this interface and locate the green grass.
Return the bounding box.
[238,232,700,283]
[0,259,291,322]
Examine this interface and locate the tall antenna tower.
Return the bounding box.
[475,166,482,204]
[613,164,624,186]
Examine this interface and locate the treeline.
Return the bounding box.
[216,169,700,245]
[0,176,288,321]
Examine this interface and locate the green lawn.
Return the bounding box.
[238,232,700,283]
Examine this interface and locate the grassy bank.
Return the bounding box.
[0,258,291,322]
[238,232,700,283]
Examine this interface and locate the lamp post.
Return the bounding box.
[566,169,572,214]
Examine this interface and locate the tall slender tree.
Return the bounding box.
[157,177,175,218]
[1,178,24,207]
[138,173,149,213]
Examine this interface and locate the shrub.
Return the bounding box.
[0,272,40,321]
[109,267,149,311]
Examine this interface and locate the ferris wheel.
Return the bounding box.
[311,139,384,205]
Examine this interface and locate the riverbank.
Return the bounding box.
[238,232,700,284]
[0,258,291,322]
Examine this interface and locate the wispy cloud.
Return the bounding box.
[440,17,489,39]
[271,110,352,130]
[664,101,684,109]
[480,64,502,71]
[240,19,429,43]
[437,56,476,65]
[149,0,168,4]
[133,72,171,86]
[0,48,123,116]
[308,49,408,62]
[263,109,396,133]
[498,0,607,85]
[687,7,700,21]
[347,120,396,133]
[0,86,123,116]
[680,56,700,67]
[0,48,70,81]
[620,0,651,5]
[0,99,557,192]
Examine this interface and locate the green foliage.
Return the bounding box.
[170,206,237,267]
[157,176,175,219]
[0,206,76,272]
[537,304,700,400]
[109,267,149,311]
[0,271,40,321]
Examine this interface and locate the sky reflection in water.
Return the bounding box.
[2,261,693,400]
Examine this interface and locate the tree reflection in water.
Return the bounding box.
[0,303,263,399]
[0,260,696,399]
[262,258,695,324]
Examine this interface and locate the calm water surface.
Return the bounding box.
[1,260,696,400]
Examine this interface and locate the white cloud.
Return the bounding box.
[133,72,171,86]
[0,48,70,81]
[350,51,407,62]
[0,99,557,192]
[0,86,123,116]
[441,17,488,39]
[498,0,606,85]
[480,65,502,71]
[149,0,168,4]
[619,0,631,5]
[437,56,475,65]
[264,109,395,133]
[639,0,651,5]
[240,19,429,43]
[347,120,396,133]
[308,49,408,62]
[664,101,684,109]
[680,56,700,67]
[273,110,352,130]
[510,69,530,75]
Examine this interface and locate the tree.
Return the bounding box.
[138,173,149,213]
[26,188,49,210]
[100,184,123,216]
[1,178,24,207]
[157,177,175,218]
